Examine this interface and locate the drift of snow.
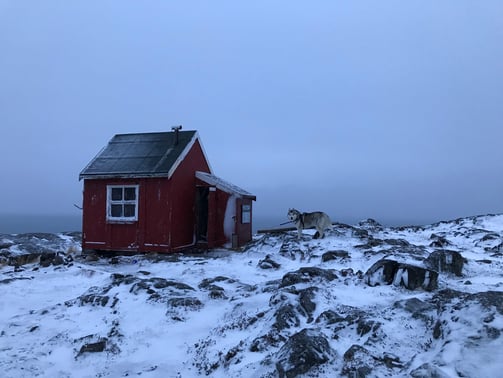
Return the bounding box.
[0,215,502,377]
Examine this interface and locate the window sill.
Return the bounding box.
[106,219,138,224]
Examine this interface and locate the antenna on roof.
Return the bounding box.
[171,125,182,145]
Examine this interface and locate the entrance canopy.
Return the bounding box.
[195,171,256,200]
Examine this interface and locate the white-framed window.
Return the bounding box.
[106,185,139,222]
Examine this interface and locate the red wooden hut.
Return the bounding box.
[79,129,256,253]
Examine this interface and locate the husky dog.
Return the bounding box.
[287,208,332,239]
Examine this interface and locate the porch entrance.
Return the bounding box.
[195,186,209,242]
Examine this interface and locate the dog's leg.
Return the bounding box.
[297,227,302,239]
[317,227,324,239]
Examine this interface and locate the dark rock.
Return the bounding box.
[208,289,227,300]
[365,259,438,291]
[258,255,281,269]
[432,319,442,339]
[250,331,286,352]
[79,294,110,307]
[315,310,346,325]
[274,304,300,331]
[424,250,464,276]
[353,228,369,239]
[384,238,410,247]
[355,238,385,250]
[275,328,333,378]
[0,240,14,249]
[379,352,403,368]
[167,297,203,310]
[129,277,195,298]
[476,259,492,264]
[433,288,466,303]
[150,277,194,290]
[486,242,503,254]
[479,232,500,242]
[78,339,107,354]
[340,268,354,277]
[39,252,65,267]
[0,233,81,267]
[199,276,236,289]
[298,287,318,322]
[393,264,438,291]
[280,267,337,288]
[358,218,383,231]
[429,234,451,248]
[278,237,305,260]
[66,284,118,308]
[394,298,435,319]
[482,325,501,339]
[364,259,399,286]
[0,276,32,285]
[322,250,350,262]
[111,273,138,286]
[356,319,380,336]
[467,291,503,315]
[342,344,374,378]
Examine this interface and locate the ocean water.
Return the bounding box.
[0,214,82,234]
[0,213,284,235]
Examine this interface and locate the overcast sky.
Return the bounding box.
[1,1,502,227]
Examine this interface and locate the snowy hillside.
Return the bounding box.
[1,215,503,377]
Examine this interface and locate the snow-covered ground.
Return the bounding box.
[1,215,502,377]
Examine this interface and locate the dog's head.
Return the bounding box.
[287,208,300,221]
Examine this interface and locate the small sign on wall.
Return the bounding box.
[242,204,251,224]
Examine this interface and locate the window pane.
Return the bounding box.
[111,204,123,217]
[242,205,251,224]
[124,187,136,201]
[111,188,123,201]
[124,204,136,217]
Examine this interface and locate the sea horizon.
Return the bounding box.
[0,212,472,235]
[0,213,289,235]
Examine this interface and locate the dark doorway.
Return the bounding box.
[196,186,209,241]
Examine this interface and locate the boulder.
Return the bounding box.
[394,297,436,316]
[315,310,347,326]
[429,234,451,248]
[322,250,350,262]
[39,252,65,267]
[424,250,464,276]
[342,344,374,378]
[298,287,318,322]
[364,259,399,286]
[280,267,337,288]
[365,259,438,291]
[358,218,384,232]
[274,304,300,331]
[78,339,107,354]
[275,328,333,377]
[466,291,503,315]
[199,276,236,289]
[258,255,281,269]
[392,264,438,291]
[355,238,385,250]
[167,297,203,310]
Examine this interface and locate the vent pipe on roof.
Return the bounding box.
[172,125,182,145]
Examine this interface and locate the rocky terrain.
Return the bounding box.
[1,215,502,377]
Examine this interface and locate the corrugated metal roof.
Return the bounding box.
[80,131,198,179]
[196,171,256,200]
